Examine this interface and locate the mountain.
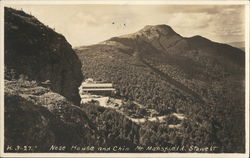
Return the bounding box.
[227,41,245,51]
[4,7,83,104]
[103,25,244,66]
[76,24,245,152]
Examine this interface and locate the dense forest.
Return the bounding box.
[76,25,245,152]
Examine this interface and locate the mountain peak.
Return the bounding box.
[139,24,178,36]
[115,24,181,42]
[105,24,184,53]
[189,35,210,41]
[142,24,173,30]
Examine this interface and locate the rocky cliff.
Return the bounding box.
[4,7,94,152]
[5,80,97,152]
[4,7,83,104]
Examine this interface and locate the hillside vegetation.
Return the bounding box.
[76,25,245,152]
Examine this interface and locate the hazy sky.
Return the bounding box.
[6,4,245,47]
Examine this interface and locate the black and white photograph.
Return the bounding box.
[0,0,249,157]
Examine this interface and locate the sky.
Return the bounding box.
[6,4,245,47]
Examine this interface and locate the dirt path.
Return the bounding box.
[92,97,185,126]
[81,94,186,128]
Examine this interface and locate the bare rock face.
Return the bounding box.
[4,7,83,104]
[4,80,97,152]
[4,7,93,152]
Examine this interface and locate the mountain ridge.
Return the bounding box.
[85,24,244,67]
[76,24,245,152]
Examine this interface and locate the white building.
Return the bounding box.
[79,78,116,104]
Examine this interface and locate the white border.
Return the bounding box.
[0,0,249,158]
[0,0,250,5]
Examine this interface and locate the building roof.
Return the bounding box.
[82,88,115,91]
[81,83,113,88]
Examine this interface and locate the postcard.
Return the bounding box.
[0,0,249,157]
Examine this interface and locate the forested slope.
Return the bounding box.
[76,24,245,152]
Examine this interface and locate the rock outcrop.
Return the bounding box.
[4,7,83,104]
[5,80,97,152]
[4,7,94,152]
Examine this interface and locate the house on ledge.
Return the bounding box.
[79,78,116,99]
